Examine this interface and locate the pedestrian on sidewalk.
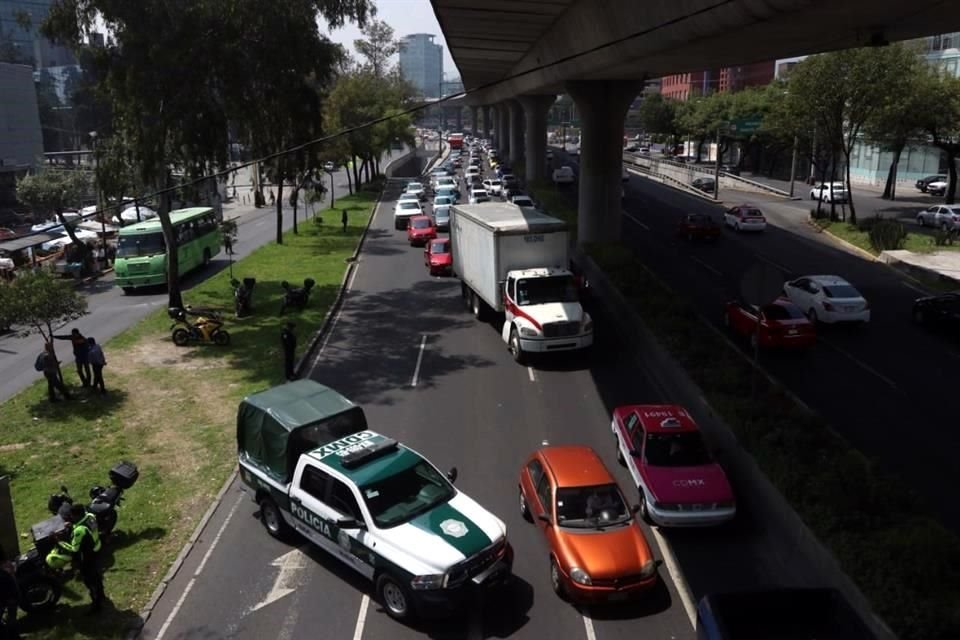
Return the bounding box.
[86,337,107,395]
[341,209,348,233]
[52,328,91,387]
[281,321,297,381]
[37,342,70,402]
[269,190,276,206]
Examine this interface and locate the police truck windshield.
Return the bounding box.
[361,460,454,528]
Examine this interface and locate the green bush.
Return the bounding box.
[868,219,907,251]
[934,229,956,246]
[587,243,960,640]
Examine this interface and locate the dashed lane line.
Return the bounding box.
[754,253,791,274]
[818,337,902,392]
[581,610,598,640]
[411,334,427,387]
[650,526,698,628]
[527,366,536,382]
[623,210,650,230]
[690,256,722,277]
[351,594,370,640]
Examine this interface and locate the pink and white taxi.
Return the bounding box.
[611,404,736,527]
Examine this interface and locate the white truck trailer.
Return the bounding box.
[450,202,593,364]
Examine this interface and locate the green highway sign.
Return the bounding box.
[728,118,762,135]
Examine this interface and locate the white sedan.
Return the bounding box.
[468,189,490,204]
[393,200,423,230]
[482,178,503,196]
[782,275,870,324]
[404,182,426,200]
[916,205,960,229]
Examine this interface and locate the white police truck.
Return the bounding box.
[237,380,513,621]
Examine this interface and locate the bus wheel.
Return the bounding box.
[122,287,133,295]
[203,248,211,267]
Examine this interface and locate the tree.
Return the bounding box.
[917,72,960,204]
[637,93,679,147]
[17,170,96,271]
[354,19,399,78]
[7,270,88,367]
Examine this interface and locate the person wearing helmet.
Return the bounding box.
[57,504,105,614]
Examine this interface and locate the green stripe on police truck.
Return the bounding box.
[409,502,492,558]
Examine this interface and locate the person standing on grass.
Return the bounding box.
[342,208,348,233]
[37,342,71,402]
[53,328,91,386]
[281,321,297,381]
[87,337,107,395]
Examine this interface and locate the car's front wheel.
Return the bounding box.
[519,486,531,521]
[549,557,566,599]
[377,573,415,621]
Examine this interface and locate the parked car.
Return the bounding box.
[692,177,716,194]
[912,292,960,331]
[552,166,575,185]
[676,213,721,242]
[469,189,491,204]
[926,179,949,196]
[916,174,947,192]
[723,205,767,232]
[724,298,816,349]
[782,275,870,324]
[424,237,453,276]
[518,445,659,603]
[611,404,736,527]
[810,181,848,203]
[917,204,960,230]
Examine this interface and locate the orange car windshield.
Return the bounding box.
[556,484,630,529]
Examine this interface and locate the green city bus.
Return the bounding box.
[114,207,222,293]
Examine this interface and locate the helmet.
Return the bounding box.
[45,547,72,570]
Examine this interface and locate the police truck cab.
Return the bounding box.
[237,380,513,621]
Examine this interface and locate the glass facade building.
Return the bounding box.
[0,0,76,68]
[399,33,443,98]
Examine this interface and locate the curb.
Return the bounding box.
[807,218,879,262]
[127,468,238,639]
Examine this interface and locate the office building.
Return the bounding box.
[0,61,43,205]
[0,0,76,68]
[399,33,443,98]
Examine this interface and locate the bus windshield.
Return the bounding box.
[118,232,165,257]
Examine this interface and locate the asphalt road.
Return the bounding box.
[141,169,854,640]
[0,149,409,404]
[554,148,960,532]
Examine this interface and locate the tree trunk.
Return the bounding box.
[882,146,903,200]
[345,163,353,195]
[158,171,183,309]
[275,174,285,245]
[374,154,381,177]
[54,208,90,269]
[946,152,958,205]
[352,157,360,190]
[844,149,856,224]
[291,189,299,235]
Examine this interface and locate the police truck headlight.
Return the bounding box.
[569,567,592,586]
[582,314,593,333]
[410,574,445,590]
[519,326,539,337]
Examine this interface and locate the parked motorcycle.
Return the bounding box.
[168,306,230,346]
[279,278,315,314]
[231,277,256,317]
[13,462,139,614]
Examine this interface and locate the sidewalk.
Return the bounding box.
[879,249,960,287]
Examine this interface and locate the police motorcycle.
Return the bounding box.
[279,278,315,314]
[12,462,138,613]
[168,306,231,346]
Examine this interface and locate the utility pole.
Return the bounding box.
[713,125,722,201]
[788,135,799,198]
[90,130,107,271]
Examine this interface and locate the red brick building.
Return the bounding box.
[660,61,775,100]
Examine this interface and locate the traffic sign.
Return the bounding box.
[728,118,762,135]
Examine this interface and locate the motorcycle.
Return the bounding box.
[279,278,315,314]
[231,277,256,318]
[13,462,139,614]
[168,306,230,346]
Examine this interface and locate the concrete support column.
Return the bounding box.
[482,105,493,141]
[456,108,463,132]
[566,80,642,244]
[492,105,502,148]
[519,95,555,184]
[470,106,478,135]
[497,104,510,156]
[507,99,524,167]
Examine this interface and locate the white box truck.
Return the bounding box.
[450,202,593,364]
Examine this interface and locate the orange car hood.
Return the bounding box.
[556,523,653,579]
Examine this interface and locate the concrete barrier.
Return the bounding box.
[623,152,798,199]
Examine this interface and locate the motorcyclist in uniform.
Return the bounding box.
[56,505,105,614]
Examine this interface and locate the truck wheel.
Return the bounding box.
[259,497,291,541]
[509,327,527,365]
[471,291,486,321]
[461,281,470,306]
[376,573,415,622]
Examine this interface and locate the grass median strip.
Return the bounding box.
[0,185,381,639]
[811,214,960,255]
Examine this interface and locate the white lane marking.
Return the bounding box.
[351,594,370,640]
[248,548,308,613]
[411,334,427,387]
[254,220,266,227]
[650,526,697,628]
[581,610,598,640]
[819,338,900,391]
[347,262,361,292]
[691,256,722,277]
[901,281,927,294]
[623,211,650,230]
[755,253,791,273]
[527,366,536,382]
[155,493,244,640]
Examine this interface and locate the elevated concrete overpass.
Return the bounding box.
[430,0,960,243]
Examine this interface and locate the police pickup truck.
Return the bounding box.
[237,380,513,621]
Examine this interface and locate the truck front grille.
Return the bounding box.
[543,321,580,338]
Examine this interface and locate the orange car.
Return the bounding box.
[518,446,659,603]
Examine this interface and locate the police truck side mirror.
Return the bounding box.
[337,517,364,530]
[447,467,458,484]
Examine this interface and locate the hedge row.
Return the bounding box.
[585,242,960,640]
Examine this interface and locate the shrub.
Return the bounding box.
[868,219,907,251]
[934,229,956,246]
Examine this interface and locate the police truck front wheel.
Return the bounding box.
[259,498,291,541]
[376,573,415,621]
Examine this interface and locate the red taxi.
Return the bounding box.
[423,237,453,276]
[724,298,815,349]
[406,215,436,246]
[611,405,735,527]
[519,446,659,603]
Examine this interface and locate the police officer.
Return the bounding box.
[281,321,297,381]
[58,504,104,614]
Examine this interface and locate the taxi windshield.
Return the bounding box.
[555,484,630,529]
[360,460,454,528]
[644,432,711,467]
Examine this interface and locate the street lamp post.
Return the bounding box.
[89,131,107,271]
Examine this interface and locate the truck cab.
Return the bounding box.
[501,267,593,363]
